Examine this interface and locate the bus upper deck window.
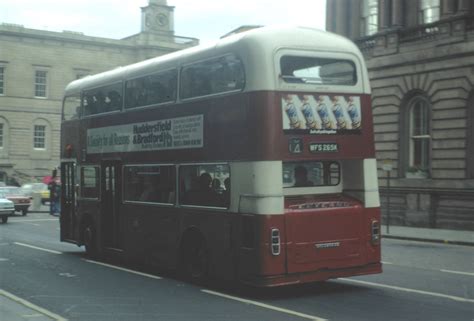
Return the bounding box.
[280,56,357,86]
[180,54,244,100]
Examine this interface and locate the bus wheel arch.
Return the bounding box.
[179,227,210,283]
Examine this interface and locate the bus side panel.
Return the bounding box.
[238,214,287,283]
[120,204,180,266]
[177,209,237,281]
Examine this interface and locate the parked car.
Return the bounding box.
[0,186,32,215]
[0,191,15,223]
[21,183,50,204]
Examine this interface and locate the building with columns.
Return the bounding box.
[326,0,474,230]
[0,0,198,185]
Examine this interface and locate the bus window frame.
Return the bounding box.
[179,53,246,102]
[177,162,231,210]
[275,49,364,93]
[124,67,178,111]
[81,81,124,119]
[122,163,177,207]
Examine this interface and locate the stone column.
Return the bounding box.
[391,0,404,27]
[379,0,391,29]
[457,0,471,14]
[405,0,419,27]
[441,0,456,18]
[326,0,336,32]
[350,0,362,39]
[334,0,348,37]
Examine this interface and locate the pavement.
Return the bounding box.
[2,212,472,321]
[382,224,474,246]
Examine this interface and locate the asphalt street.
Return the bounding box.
[0,212,473,321]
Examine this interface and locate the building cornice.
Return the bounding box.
[0,23,196,51]
[355,14,474,59]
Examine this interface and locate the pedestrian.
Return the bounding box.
[48,169,60,216]
[51,178,61,216]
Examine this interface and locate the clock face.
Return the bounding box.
[144,11,169,30]
[156,13,168,27]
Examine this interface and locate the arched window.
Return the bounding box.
[405,96,431,178]
[361,0,379,36]
[420,0,440,24]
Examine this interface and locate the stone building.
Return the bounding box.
[326,0,474,230]
[0,0,198,185]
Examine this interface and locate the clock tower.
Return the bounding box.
[141,0,175,34]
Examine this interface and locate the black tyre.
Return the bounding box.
[22,209,28,216]
[1,216,8,224]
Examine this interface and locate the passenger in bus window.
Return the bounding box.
[184,172,219,206]
[85,95,96,115]
[221,177,230,207]
[95,91,106,113]
[107,90,121,112]
[197,172,217,205]
[139,175,159,202]
[294,166,314,187]
[212,178,222,193]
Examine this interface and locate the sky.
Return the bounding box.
[0,0,327,44]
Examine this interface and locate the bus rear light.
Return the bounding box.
[271,228,281,256]
[371,220,380,245]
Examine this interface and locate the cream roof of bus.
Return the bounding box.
[64,26,369,95]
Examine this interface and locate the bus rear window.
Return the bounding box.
[280,56,357,86]
[283,161,340,188]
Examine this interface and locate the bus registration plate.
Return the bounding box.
[309,143,338,153]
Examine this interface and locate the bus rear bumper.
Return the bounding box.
[242,262,383,287]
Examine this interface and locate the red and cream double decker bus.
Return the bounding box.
[60,26,382,286]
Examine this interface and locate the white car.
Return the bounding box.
[0,191,15,223]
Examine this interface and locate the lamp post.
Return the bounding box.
[382,159,393,234]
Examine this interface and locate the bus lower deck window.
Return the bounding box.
[179,164,230,208]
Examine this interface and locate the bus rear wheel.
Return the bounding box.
[181,235,209,283]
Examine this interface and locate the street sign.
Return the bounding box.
[382,159,393,171]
